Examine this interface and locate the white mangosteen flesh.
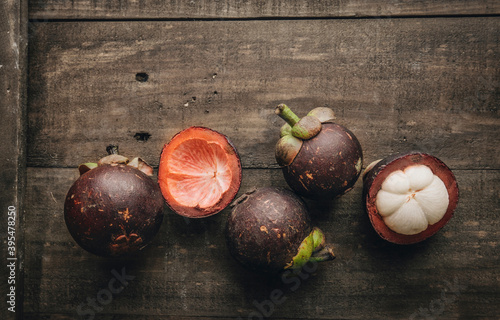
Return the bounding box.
[375,165,449,235]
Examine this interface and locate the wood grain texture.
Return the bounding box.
[0,0,27,319]
[27,18,500,170]
[24,2,500,319]
[23,167,499,319]
[28,0,500,20]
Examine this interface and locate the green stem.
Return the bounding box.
[275,104,301,127]
[285,227,335,270]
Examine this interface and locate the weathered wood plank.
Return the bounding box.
[23,167,500,319]
[28,0,500,20]
[0,0,27,319]
[27,18,500,170]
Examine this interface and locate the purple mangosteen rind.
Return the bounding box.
[225,187,334,274]
[362,151,459,245]
[225,187,310,273]
[64,163,164,257]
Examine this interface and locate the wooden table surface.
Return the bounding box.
[1,1,499,319]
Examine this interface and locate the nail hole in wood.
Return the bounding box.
[134,132,151,141]
[136,73,149,82]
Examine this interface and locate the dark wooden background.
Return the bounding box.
[2,1,500,319]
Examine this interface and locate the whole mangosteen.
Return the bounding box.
[275,104,363,199]
[64,146,164,257]
[225,187,335,274]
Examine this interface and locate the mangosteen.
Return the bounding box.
[275,104,363,199]
[158,126,242,218]
[64,146,164,257]
[225,187,335,274]
[363,151,459,244]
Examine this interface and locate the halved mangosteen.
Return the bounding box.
[64,146,164,257]
[158,126,242,218]
[363,151,459,244]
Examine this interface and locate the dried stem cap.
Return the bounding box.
[79,145,153,176]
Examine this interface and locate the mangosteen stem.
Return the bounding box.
[276,104,300,127]
[286,227,335,270]
[106,145,119,155]
[310,227,335,262]
[310,247,335,263]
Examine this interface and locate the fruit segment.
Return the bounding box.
[376,165,449,235]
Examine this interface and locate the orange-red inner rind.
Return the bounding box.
[159,127,241,218]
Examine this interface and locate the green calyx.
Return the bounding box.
[275,104,336,167]
[275,135,303,166]
[291,116,322,140]
[307,107,336,123]
[275,104,322,141]
[280,123,292,137]
[78,162,98,175]
[284,227,335,270]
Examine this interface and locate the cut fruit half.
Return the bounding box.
[158,126,242,218]
[363,152,459,244]
[376,165,449,235]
